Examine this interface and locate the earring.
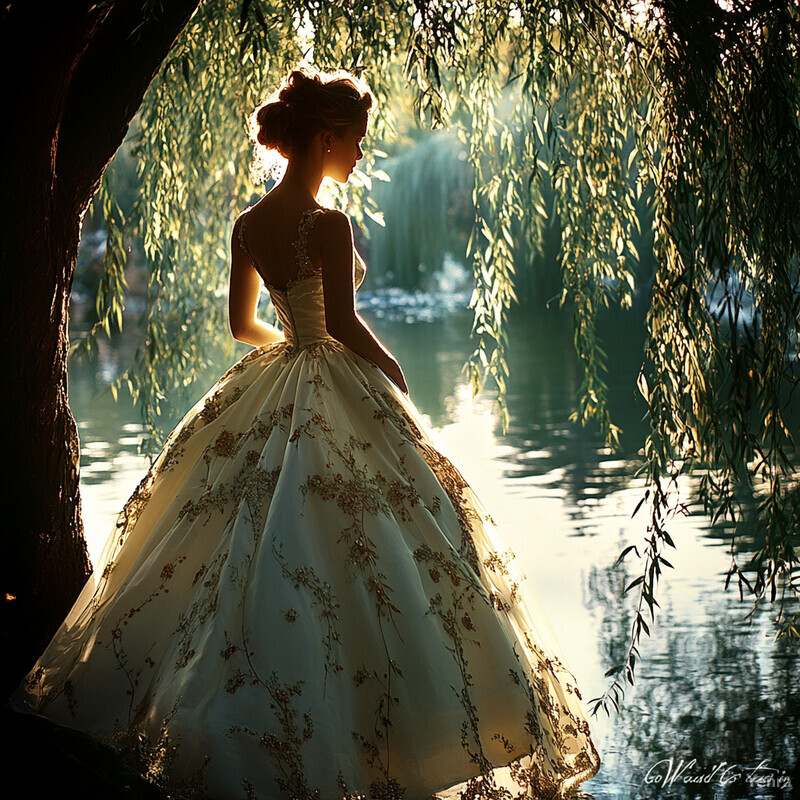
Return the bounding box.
[326,148,331,153]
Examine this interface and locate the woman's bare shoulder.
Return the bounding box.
[316,207,351,231]
[311,208,353,259]
[232,204,254,230]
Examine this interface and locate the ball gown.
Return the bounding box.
[11,206,602,800]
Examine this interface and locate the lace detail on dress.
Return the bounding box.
[288,208,325,291]
[234,211,256,265]
[13,304,603,799]
[236,207,326,293]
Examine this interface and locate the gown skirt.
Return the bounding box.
[11,210,601,800]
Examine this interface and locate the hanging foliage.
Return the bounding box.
[72,0,800,714]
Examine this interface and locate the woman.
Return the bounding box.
[12,67,601,800]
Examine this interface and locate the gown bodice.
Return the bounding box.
[236,207,367,349]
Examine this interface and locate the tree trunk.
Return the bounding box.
[0,0,200,699]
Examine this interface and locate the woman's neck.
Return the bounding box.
[278,150,324,203]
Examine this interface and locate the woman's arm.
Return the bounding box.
[228,220,284,347]
[318,211,408,394]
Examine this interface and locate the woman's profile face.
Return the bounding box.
[325,113,368,183]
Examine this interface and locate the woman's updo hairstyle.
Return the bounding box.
[250,67,374,172]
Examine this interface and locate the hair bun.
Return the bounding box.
[254,102,292,150]
[250,67,375,163]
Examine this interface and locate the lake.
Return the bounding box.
[68,290,799,800]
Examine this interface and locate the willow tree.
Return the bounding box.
[0,0,203,698]
[3,0,799,714]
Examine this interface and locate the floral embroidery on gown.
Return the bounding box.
[12,207,601,800]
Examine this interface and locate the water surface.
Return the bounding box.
[69,295,799,800]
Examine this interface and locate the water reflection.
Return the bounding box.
[369,301,799,799]
[67,298,798,800]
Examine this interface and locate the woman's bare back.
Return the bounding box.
[238,195,332,290]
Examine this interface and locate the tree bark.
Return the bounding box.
[0,0,200,699]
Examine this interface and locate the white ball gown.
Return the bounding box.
[12,207,601,800]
